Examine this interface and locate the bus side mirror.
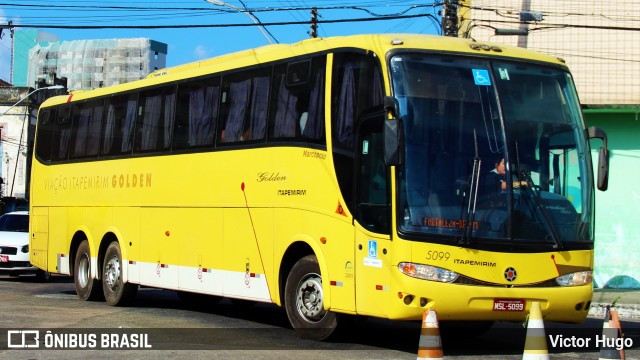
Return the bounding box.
[588,126,609,191]
[383,96,403,166]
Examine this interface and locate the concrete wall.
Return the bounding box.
[585,110,640,288]
[460,0,640,105]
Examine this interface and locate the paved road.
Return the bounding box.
[0,274,638,359]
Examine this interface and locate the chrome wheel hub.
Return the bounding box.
[296,274,325,322]
[78,255,90,288]
[104,256,121,291]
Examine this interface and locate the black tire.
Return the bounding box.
[74,240,103,301]
[284,255,338,341]
[35,269,51,282]
[102,241,138,306]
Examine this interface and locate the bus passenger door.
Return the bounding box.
[353,111,392,316]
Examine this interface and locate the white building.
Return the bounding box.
[27,38,167,91]
[0,87,37,199]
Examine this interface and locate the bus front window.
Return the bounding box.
[390,54,594,247]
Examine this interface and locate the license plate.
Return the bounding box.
[493,299,525,312]
[0,254,8,263]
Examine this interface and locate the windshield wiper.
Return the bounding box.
[519,168,564,249]
[513,142,563,249]
[460,130,481,245]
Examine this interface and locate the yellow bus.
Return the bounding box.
[30,33,609,340]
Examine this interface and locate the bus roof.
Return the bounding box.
[41,33,567,107]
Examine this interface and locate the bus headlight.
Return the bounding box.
[398,262,459,283]
[556,271,592,286]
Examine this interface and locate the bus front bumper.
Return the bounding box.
[384,275,592,323]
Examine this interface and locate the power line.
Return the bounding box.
[0,3,217,11]
[473,18,640,32]
[5,13,438,30]
[461,3,640,23]
[0,3,439,20]
[236,0,280,43]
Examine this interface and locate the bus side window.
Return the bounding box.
[302,57,326,142]
[331,52,384,211]
[102,94,138,156]
[247,75,269,141]
[219,68,270,144]
[356,113,389,234]
[220,77,251,143]
[35,109,54,162]
[270,64,299,139]
[52,105,72,161]
[269,56,326,143]
[70,100,103,159]
[135,85,176,153]
[173,77,220,150]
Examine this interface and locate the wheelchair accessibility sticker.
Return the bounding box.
[368,240,377,258]
[364,240,382,268]
[472,69,492,86]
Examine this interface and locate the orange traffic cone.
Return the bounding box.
[417,309,443,360]
[599,308,626,360]
[522,301,549,360]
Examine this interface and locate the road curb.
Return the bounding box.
[588,302,640,320]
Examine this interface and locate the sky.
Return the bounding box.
[0,1,441,83]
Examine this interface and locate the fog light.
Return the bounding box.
[21,244,29,253]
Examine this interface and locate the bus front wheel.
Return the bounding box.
[102,241,138,306]
[284,255,337,341]
[74,240,103,301]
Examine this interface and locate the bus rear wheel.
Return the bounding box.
[284,255,337,341]
[102,241,138,306]
[74,240,103,301]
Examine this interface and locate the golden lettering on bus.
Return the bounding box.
[45,176,113,191]
[44,175,68,191]
[111,173,152,188]
[257,172,286,182]
[302,150,327,160]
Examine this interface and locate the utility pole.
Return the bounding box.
[310,7,318,38]
[441,0,460,37]
[517,0,532,48]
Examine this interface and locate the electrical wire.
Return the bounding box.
[0,2,439,22]
[472,18,640,33]
[5,13,438,30]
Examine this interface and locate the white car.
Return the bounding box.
[0,211,50,281]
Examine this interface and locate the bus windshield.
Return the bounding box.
[390,54,594,247]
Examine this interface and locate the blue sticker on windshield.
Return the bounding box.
[472,69,491,86]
